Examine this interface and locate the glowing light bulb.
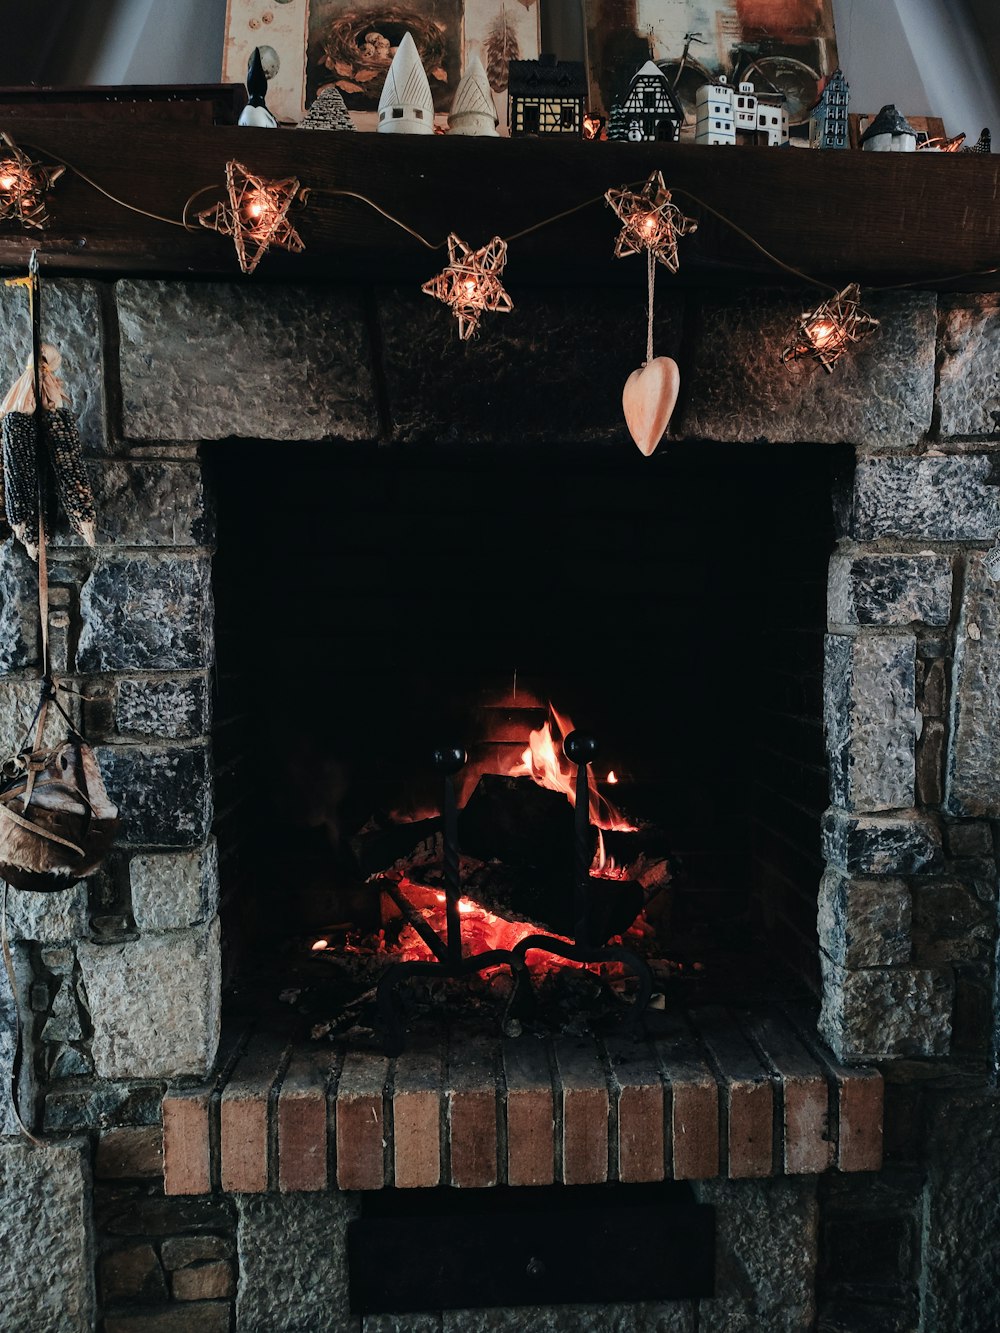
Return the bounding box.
[808,319,837,350]
[0,171,16,191]
[463,278,477,295]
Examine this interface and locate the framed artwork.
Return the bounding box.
[223,0,540,132]
[582,0,839,139]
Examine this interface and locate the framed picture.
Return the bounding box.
[582,0,839,139]
[223,0,540,132]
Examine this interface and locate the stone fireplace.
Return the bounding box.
[1,272,999,1332]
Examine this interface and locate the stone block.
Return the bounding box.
[172,1262,234,1302]
[100,1243,168,1304]
[50,461,210,548]
[0,939,32,1135]
[0,539,40,671]
[379,285,683,447]
[852,454,1000,541]
[695,1176,817,1333]
[916,718,945,807]
[920,657,947,718]
[824,635,916,812]
[96,1127,165,1179]
[78,555,213,672]
[828,553,952,627]
[104,1308,230,1333]
[236,1192,359,1333]
[912,878,995,964]
[117,280,377,441]
[77,916,220,1078]
[819,955,953,1059]
[4,881,89,942]
[946,553,1000,816]
[161,1236,233,1270]
[679,290,934,447]
[130,839,219,931]
[440,1306,694,1331]
[0,1138,94,1331]
[0,674,79,755]
[937,297,1000,437]
[821,808,942,876]
[115,675,211,740]
[95,743,213,847]
[945,820,994,858]
[0,278,105,452]
[817,869,911,968]
[95,1189,234,1237]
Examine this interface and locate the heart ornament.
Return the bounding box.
[622,357,680,457]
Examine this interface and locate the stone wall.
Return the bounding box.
[0,278,996,1330]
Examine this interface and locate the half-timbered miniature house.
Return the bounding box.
[810,67,850,148]
[613,59,683,142]
[508,53,587,136]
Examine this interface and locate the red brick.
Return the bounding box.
[604,1036,666,1184]
[278,1048,330,1193]
[447,1029,498,1188]
[654,1015,720,1181]
[838,1069,884,1172]
[220,1034,288,1193]
[162,1090,211,1196]
[393,1042,443,1189]
[693,1007,773,1178]
[742,1011,834,1176]
[336,1050,389,1190]
[503,1036,554,1186]
[554,1037,609,1185]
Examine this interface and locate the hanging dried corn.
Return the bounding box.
[39,346,95,547]
[0,362,39,559]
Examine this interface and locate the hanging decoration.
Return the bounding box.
[604,170,698,273]
[196,160,305,275]
[421,233,513,340]
[780,283,880,372]
[619,248,680,458]
[0,133,65,231]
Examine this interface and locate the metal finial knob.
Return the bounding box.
[431,744,467,775]
[564,731,597,766]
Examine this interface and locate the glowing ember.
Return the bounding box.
[311,938,330,951]
[606,770,618,784]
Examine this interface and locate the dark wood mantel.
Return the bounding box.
[0,116,999,289]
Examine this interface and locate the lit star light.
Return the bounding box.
[605,170,698,273]
[0,133,65,231]
[421,233,513,340]
[781,283,880,373]
[196,160,304,275]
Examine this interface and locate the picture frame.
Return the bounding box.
[222,0,540,133]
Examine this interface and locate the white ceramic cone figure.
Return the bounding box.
[377,31,435,134]
[449,54,499,136]
[238,48,278,128]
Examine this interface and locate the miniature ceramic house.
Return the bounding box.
[611,60,683,143]
[810,68,850,149]
[449,54,499,136]
[377,31,435,135]
[733,81,758,134]
[508,54,587,136]
[297,86,355,131]
[754,93,790,146]
[695,75,736,145]
[860,103,917,152]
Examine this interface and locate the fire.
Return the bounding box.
[311,938,330,951]
[606,770,617,784]
[510,704,635,833]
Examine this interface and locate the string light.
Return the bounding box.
[605,170,699,273]
[421,233,513,340]
[195,160,305,275]
[781,283,880,372]
[0,133,64,231]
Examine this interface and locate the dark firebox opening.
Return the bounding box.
[206,439,849,1014]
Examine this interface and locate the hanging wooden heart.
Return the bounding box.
[622,357,680,457]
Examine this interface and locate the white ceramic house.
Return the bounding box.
[695,75,736,145]
[734,81,758,133]
[860,103,918,152]
[377,31,435,135]
[449,54,499,136]
[755,93,789,146]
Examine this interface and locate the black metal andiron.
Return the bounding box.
[375,736,654,1055]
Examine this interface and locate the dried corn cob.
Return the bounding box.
[1,411,39,559]
[42,407,95,546]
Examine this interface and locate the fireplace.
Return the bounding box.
[1,270,998,1333]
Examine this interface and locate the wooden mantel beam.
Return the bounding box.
[0,118,998,289]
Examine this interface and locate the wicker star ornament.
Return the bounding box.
[605,171,698,273]
[421,233,513,339]
[0,133,65,231]
[781,283,880,372]
[197,160,304,275]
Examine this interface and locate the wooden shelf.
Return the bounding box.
[0,117,998,289]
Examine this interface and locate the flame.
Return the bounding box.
[606,770,618,784]
[510,704,634,833]
[311,938,329,951]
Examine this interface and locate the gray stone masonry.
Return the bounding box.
[679,290,935,447]
[77,916,221,1078]
[828,552,953,627]
[48,460,209,549]
[117,280,378,442]
[911,876,996,966]
[824,634,916,812]
[937,297,1000,438]
[852,454,1000,541]
[115,674,211,740]
[817,869,911,968]
[821,808,942,876]
[0,1137,95,1332]
[0,539,40,672]
[819,953,953,1059]
[131,840,219,932]
[96,743,213,847]
[947,553,1000,816]
[78,555,214,673]
[4,880,89,943]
